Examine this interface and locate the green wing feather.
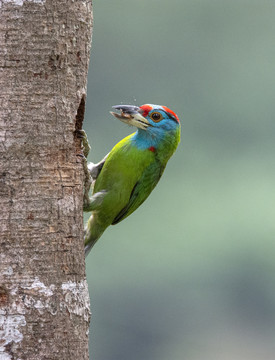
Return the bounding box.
[112,159,165,225]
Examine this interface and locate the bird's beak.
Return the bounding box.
[110,105,151,130]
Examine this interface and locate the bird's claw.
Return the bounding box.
[75,129,93,211]
[76,129,91,158]
[75,129,85,139]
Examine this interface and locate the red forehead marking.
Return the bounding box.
[162,106,180,123]
[140,104,153,117]
[148,146,156,152]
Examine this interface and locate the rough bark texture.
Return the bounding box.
[0,1,93,359]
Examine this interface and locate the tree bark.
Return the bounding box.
[0,1,93,359]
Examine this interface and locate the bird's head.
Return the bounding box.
[110,104,180,134]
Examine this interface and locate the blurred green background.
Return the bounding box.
[84,1,275,359]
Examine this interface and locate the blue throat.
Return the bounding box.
[131,116,179,151]
[131,128,163,150]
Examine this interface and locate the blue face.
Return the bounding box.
[145,105,180,132]
[140,104,180,137]
[133,104,180,149]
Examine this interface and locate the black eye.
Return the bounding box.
[150,112,163,122]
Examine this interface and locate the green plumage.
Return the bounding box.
[83,104,181,255]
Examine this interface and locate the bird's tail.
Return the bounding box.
[84,214,106,257]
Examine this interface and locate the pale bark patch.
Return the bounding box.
[0,277,91,358]
[21,277,55,297]
[61,280,91,322]
[0,314,26,359]
[0,0,45,6]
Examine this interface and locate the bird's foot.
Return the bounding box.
[82,158,93,212]
[82,196,93,212]
[83,191,107,212]
[76,129,91,158]
[76,129,93,211]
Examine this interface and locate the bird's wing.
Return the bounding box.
[112,160,165,225]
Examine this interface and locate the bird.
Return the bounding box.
[82,104,181,256]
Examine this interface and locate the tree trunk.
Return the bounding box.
[0,1,93,359]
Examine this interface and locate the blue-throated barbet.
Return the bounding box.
[82,104,181,256]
